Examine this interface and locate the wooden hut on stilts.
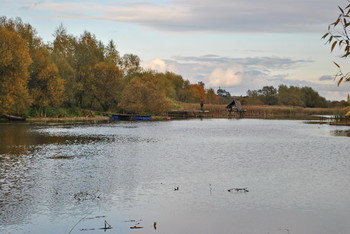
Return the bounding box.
[226,97,246,118]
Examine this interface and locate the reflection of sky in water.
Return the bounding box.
[0,120,350,234]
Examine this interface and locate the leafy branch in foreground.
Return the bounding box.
[323,1,350,86]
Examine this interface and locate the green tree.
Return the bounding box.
[301,87,327,108]
[278,85,304,107]
[217,87,231,98]
[258,86,278,105]
[177,80,193,102]
[0,27,32,115]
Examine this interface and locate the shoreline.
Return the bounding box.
[19,115,350,126]
[1,105,349,125]
[26,116,110,122]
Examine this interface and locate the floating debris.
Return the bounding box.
[130,226,143,229]
[228,187,249,193]
[48,155,74,159]
[100,220,112,231]
[80,228,95,231]
[174,186,179,191]
[153,222,157,230]
[86,216,106,220]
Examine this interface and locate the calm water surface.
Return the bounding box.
[0,119,350,234]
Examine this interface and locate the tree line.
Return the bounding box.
[243,85,347,108]
[0,17,222,116]
[0,17,343,117]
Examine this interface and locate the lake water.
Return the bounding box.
[0,119,350,234]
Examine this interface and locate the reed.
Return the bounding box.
[176,103,346,118]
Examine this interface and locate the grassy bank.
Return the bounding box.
[27,116,110,122]
[177,103,347,119]
[2,104,348,124]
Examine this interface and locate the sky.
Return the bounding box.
[1,0,350,100]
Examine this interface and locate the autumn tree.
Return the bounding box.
[121,54,141,76]
[323,2,350,86]
[51,24,76,106]
[119,77,171,114]
[105,40,121,65]
[74,31,105,108]
[30,64,65,114]
[91,62,123,111]
[0,17,65,114]
[189,83,205,103]
[174,79,194,102]
[205,89,219,104]
[162,72,187,100]
[0,27,32,115]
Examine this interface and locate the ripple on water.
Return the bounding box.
[1,119,350,234]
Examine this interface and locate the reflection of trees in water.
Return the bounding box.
[0,124,107,155]
[331,130,350,137]
[0,125,35,225]
[0,123,146,228]
[0,124,107,226]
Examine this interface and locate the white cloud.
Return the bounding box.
[208,67,243,87]
[141,58,178,73]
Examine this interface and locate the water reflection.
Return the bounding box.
[1,120,350,234]
[330,129,350,137]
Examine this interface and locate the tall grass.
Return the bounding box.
[174,103,346,118]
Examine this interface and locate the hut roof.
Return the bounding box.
[226,97,245,112]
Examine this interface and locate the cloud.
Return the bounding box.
[319,75,334,81]
[154,54,314,95]
[173,55,312,70]
[208,67,243,86]
[11,0,347,33]
[141,58,178,73]
[169,55,312,84]
[158,54,350,100]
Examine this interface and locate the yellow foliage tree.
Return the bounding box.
[30,63,65,110]
[0,27,32,115]
[91,62,123,111]
[120,78,171,114]
[205,88,219,104]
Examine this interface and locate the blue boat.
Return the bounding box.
[111,114,131,121]
[111,114,151,121]
[134,116,151,121]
